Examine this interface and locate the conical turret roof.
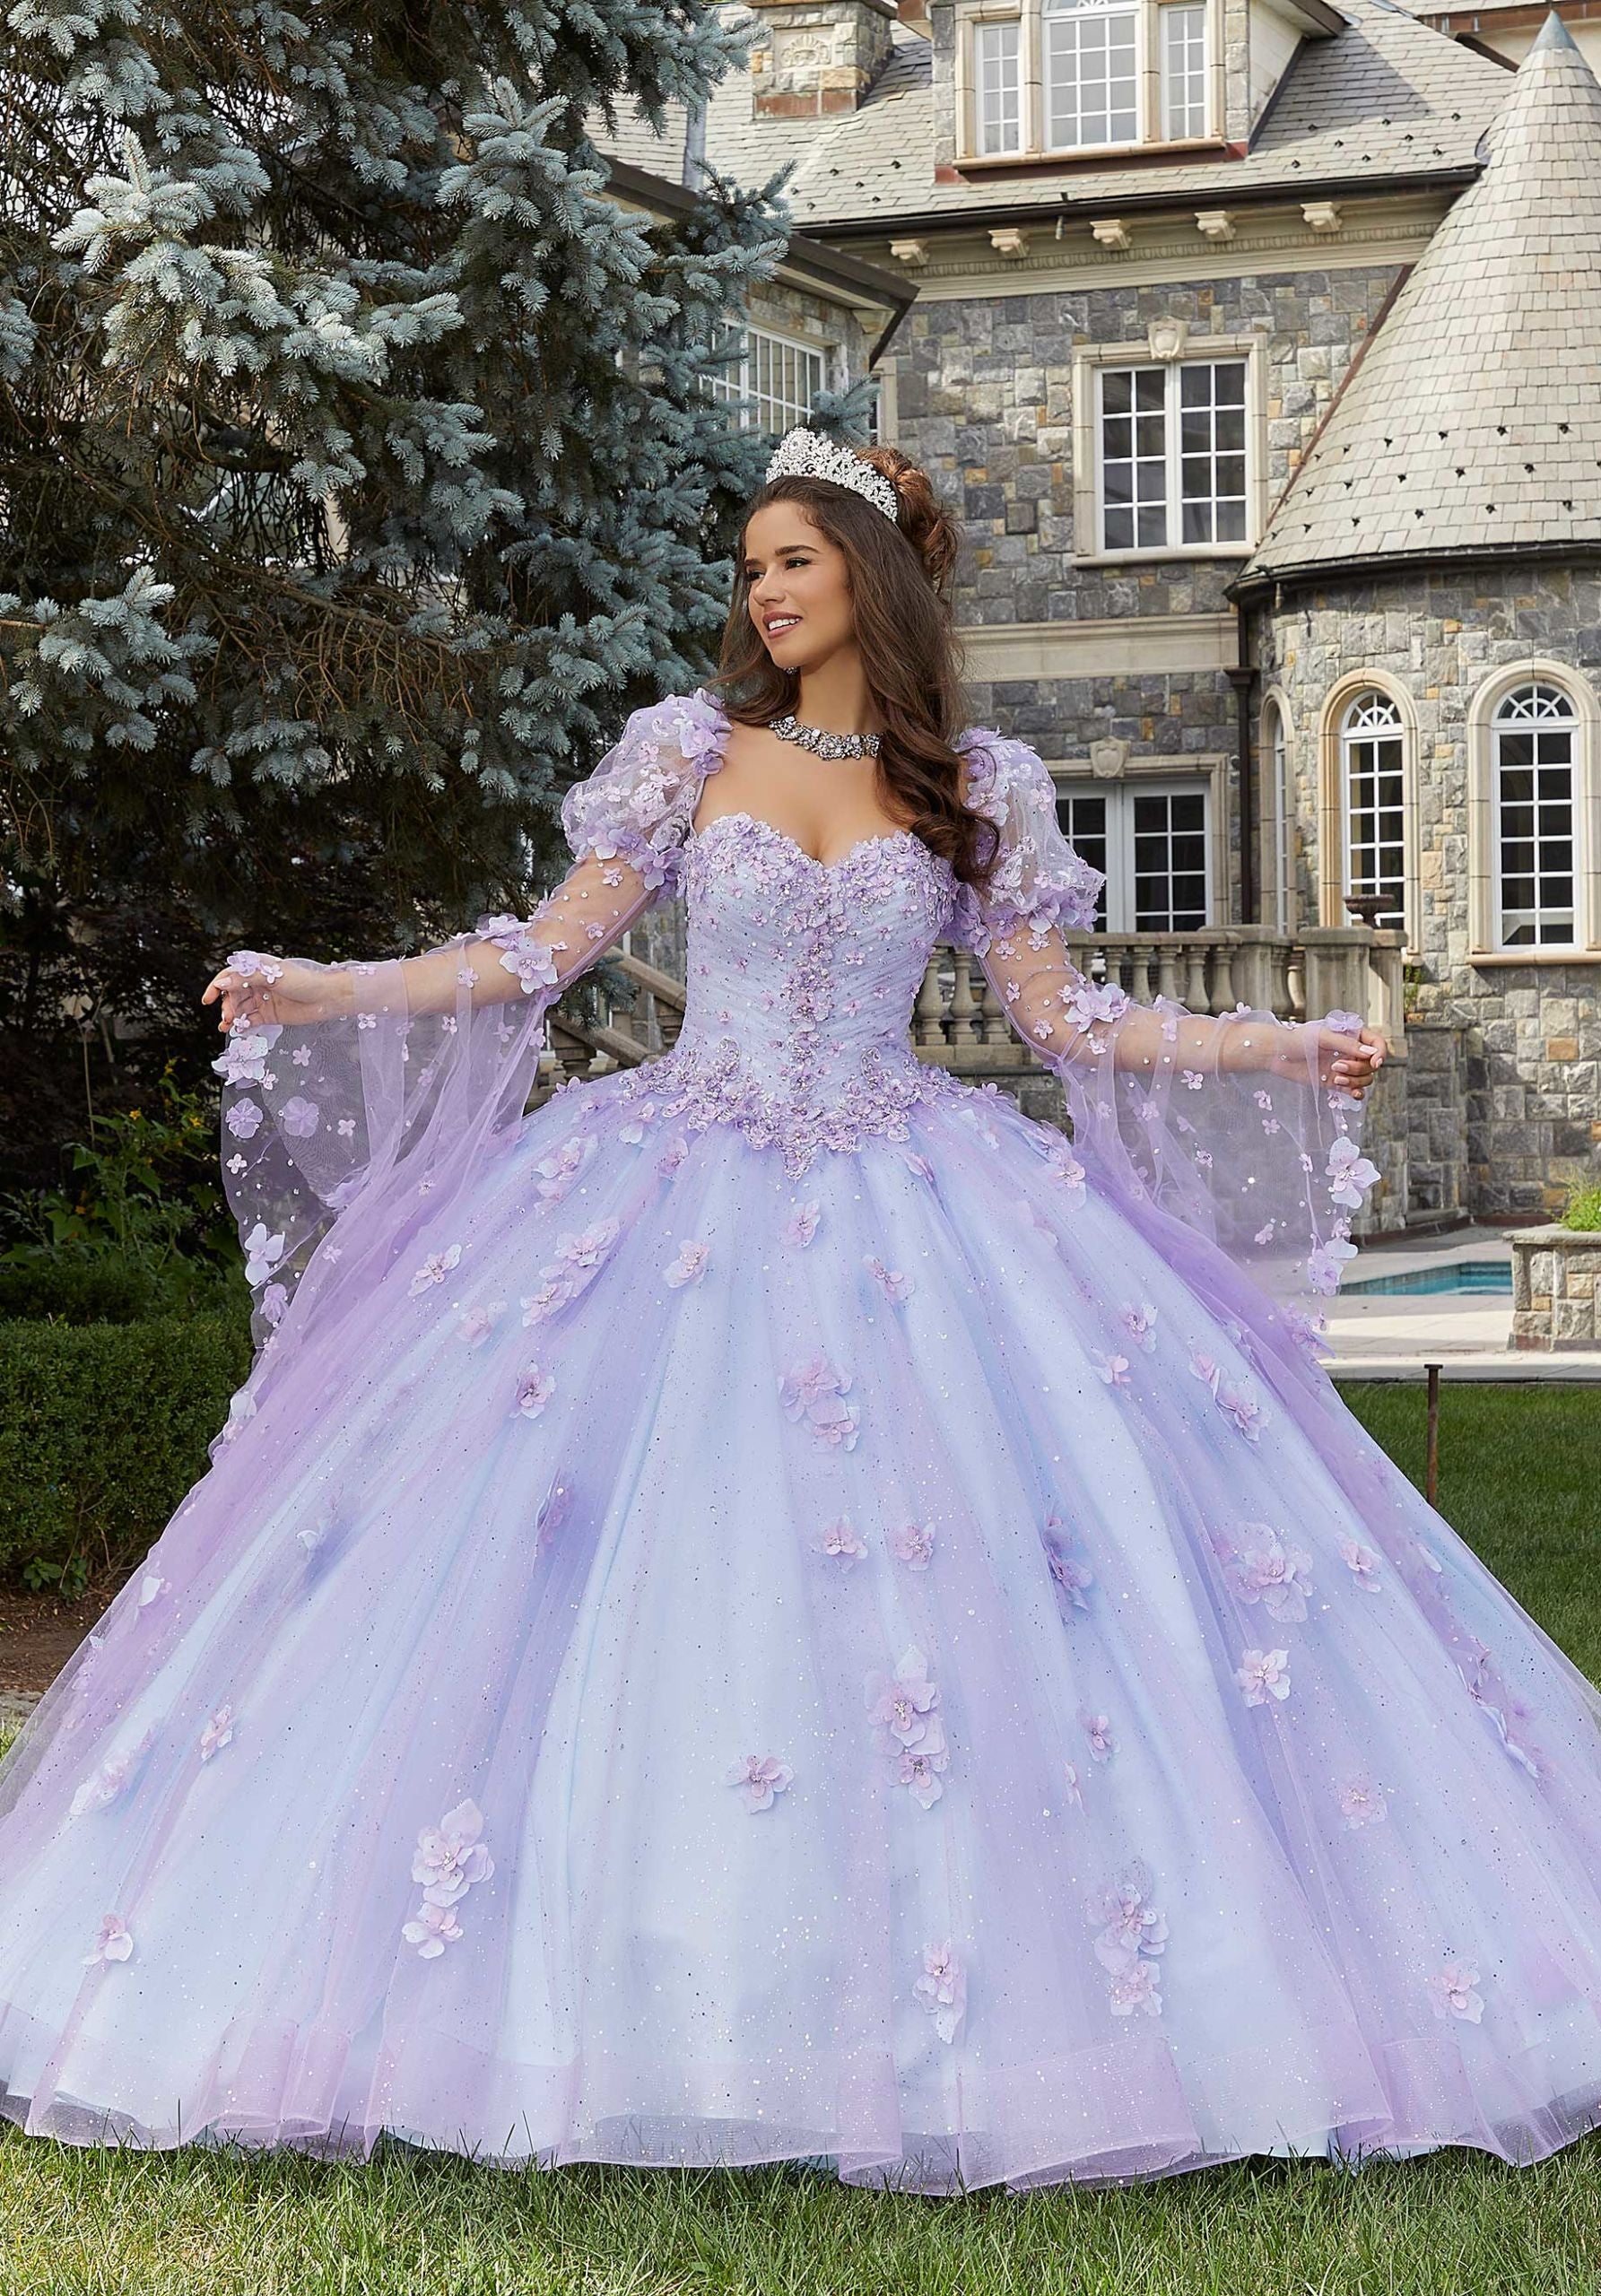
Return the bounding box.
[1244,12,1601,584]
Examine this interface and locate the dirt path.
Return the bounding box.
[0,1579,125,1695]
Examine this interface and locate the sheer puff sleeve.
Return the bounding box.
[212,690,728,1378]
[950,727,1383,1344]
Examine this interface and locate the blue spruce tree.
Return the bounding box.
[0,0,787,1185]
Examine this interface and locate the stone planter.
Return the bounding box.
[1509,1224,1601,1350]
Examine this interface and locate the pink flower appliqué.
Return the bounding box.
[409,1242,462,1296]
[1092,1352,1132,1390]
[779,1356,860,1451]
[1327,1135,1381,1211]
[514,1363,555,1418]
[1340,1538,1383,1593]
[913,1942,966,2043]
[1044,1515,1094,1609]
[83,1913,134,1967]
[784,1201,822,1247]
[1237,1648,1292,1707]
[727,1753,794,1812]
[1229,1529,1313,1624]
[892,1522,935,1571]
[404,1796,494,1957]
[1121,1302,1159,1352]
[456,1299,507,1345]
[818,1518,868,1564]
[535,1135,594,1202]
[664,1240,709,1288]
[279,1094,320,1140]
[70,1726,157,1819]
[198,1705,235,1761]
[864,1255,912,1305]
[1336,1779,1388,1829]
[1430,1960,1485,2023]
[866,1647,950,1806]
[1086,1860,1166,2017]
[1081,1709,1115,1762]
[1308,1237,1359,1296]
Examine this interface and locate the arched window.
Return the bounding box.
[1262,697,1291,934]
[1339,691,1407,929]
[1492,682,1579,948]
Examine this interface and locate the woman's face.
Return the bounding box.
[742,501,857,674]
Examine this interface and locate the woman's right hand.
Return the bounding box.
[202,957,350,1034]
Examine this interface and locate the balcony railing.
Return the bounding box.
[531,925,1406,1098]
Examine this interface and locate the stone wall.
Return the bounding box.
[887,263,1405,917]
[1254,562,1601,1215]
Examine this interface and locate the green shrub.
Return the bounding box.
[0,1252,242,1324]
[1562,1185,1601,1233]
[0,1313,252,1587]
[0,1062,238,1282]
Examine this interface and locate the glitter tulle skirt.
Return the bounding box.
[4,1072,1601,2194]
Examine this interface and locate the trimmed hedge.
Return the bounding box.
[0,1314,252,1582]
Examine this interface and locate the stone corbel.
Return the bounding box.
[988,226,1029,258]
[1302,201,1343,235]
[1091,217,1130,252]
[1195,209,1235,244]
[889,238,928,266]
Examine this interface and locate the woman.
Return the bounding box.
[2,428,1599,2196]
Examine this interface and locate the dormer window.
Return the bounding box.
[961,0,1216,160]
[1045,0,1139,149]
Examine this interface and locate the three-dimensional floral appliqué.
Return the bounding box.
[403,1796,494,1957]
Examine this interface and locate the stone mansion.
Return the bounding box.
[595,0,1601,1229]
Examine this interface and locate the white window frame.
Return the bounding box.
[1071,338,1264,562]
[704,323,832,434]
[1338,691,1408,932]
[1491,683,1580,951]
[1052,762,1223,932]
[1466,659,1601,961]
[1160,0,1207,139]
[1317,673,1418,949]
[1260,690,1295,935]
[959,0,1217,162]
[973,16,1024,153]
[1043,0,1142,152]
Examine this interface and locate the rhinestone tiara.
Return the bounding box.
[762,426,901,522]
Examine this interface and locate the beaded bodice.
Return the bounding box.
[595,808,970,1174]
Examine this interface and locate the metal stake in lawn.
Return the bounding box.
[1425,1361,1440,1508]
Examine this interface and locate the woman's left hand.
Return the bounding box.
[1310,1024,1388,1100]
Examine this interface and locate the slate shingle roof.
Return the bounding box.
[1244,12,1601,580]
[589,0,1512,230]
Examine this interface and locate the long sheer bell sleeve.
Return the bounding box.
[213,692,726,1366]
[949,730,1381,1342]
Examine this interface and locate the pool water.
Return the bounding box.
[1343,1260,1513,1297]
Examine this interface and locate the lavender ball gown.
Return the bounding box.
[3,688,1601,2195]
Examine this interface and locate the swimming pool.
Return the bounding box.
[1343,1260,1513,1297]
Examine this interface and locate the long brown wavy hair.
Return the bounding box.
[711,442,999,892]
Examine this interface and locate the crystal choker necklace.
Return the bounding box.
[769,713,881,761]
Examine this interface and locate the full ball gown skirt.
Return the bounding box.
[3,696,1601,2195]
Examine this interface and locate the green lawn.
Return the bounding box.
[1,1383,1599,2296]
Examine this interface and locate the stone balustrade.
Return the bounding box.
[530,926,1407,1100]
[911,924,1406,1073]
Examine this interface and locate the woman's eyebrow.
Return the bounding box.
[742,540,815,565]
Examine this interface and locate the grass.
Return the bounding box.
[2,1383,1599,2295]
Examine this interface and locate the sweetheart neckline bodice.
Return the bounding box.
[686,807,947,882]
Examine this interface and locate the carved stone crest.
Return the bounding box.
[1146,317,1189,362]
[1089,737,1129,779]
